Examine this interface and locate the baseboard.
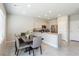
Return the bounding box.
[71,40,79,42]
[6,40,15,43]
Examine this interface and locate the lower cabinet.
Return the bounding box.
[33,32,59,48]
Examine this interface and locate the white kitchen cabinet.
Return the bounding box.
[33,32,60,48]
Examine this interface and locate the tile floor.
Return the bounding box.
[1,41,79,56]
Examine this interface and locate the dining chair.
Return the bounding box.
[31,36,42,56]
[15,36,31,56]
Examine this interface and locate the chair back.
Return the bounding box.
[32,36,42,48]
[15,36,20,49]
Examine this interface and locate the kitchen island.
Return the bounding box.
[33,32,61,48]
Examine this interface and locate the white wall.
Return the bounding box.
[58,16,69,42]
[7,14,48,42]
[48,19,57,25]
[70,14,79,41]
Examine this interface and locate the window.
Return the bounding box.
[0,9,5,44]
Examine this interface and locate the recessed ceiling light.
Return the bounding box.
[48,10,52,13]
[38,16,41,18]
[27,4,31,8]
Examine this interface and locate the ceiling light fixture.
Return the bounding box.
[38,16,41,18]
[27,4,31,8]
[48,10,52,13]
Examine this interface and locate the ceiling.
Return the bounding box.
[4,3,79,20]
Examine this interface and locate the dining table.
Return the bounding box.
[20,35,43,53]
